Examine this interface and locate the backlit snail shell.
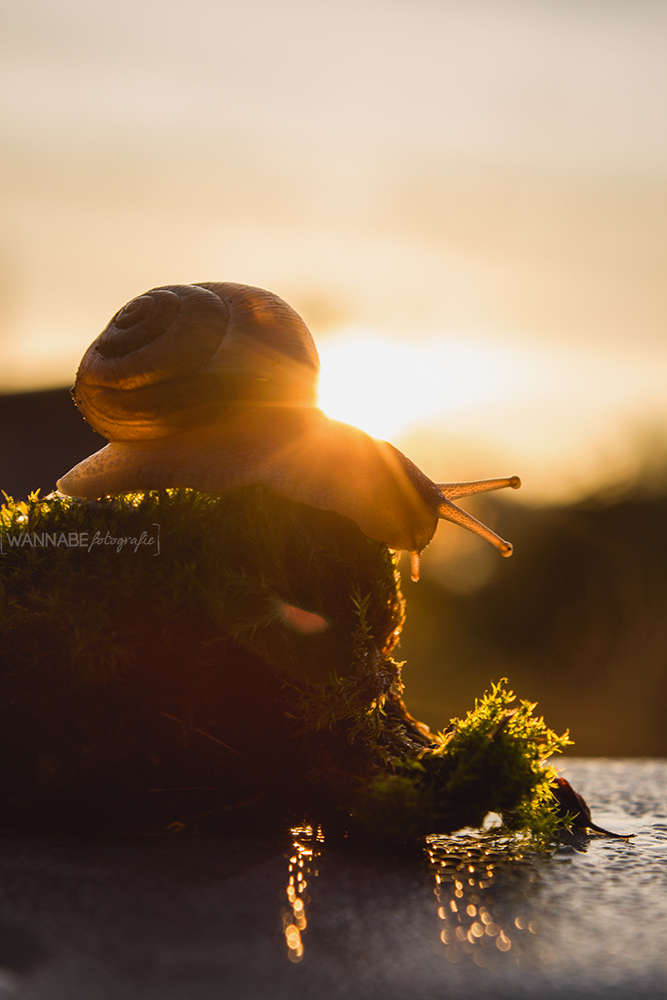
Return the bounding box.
[56,282,521,580]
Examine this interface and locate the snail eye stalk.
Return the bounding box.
[435,476,521,558]
[436,476,521,500]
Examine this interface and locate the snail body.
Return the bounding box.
[57,282,520,578]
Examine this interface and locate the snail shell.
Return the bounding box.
[72,282,319,440]
[57,282,520,579]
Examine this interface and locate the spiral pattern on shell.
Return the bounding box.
[74,283,320,441]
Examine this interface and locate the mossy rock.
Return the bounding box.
[0,487,568,843]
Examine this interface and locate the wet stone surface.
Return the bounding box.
[0,758,664,999]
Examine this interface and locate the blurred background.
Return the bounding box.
[1,0,665,753]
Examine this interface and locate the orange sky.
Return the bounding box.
[1,0,665,501]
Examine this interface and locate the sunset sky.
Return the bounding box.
[1,0,665,502]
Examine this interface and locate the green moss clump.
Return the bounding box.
[0,486,403,688]
[354,680,571,845]
[0,488,568,845]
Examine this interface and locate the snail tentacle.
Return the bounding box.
[437,497,513,557]
[437,476,521,500]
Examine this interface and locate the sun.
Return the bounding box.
[316,327,528,443]
[317,330,438,440]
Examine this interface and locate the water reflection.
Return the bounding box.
[282,824,324,963]
[271,762,662,993]
[424,827,563,970]
[0,761,657,997]
[279,824,579,970]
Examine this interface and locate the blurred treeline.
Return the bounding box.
[1,388,665,756]
[399,471,667,756]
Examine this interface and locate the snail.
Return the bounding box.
[56,282,521,579]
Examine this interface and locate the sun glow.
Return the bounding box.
[317,328,533,441]
[317,328,667,504]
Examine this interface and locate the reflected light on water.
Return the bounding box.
[427,830,544,968]
[282,824,324,963]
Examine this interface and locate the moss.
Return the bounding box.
[354,680,571,846]
[0,488,568,844]
[0,486,403,687]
